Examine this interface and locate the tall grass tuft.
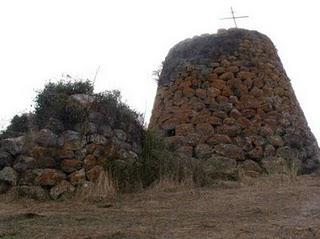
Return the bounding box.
[76,171,118,202]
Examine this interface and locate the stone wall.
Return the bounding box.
[149,28,320,175]
[0,94,143,200]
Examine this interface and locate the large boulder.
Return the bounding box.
[13,155,36,172]
[15,185,49,201]
[29,145,46,157]
[261,157,287,174]
[195,144,212,159]
[68,169,86,186]
[0,151,14,168]
[49,180,75,200]
[60,159,82,173]
[99,125,113,138]
[114,129,127,142]
[59,130,86,150]
[18,169,38,186]
[0,167,17,185]
[57,148,75,159]
[74,148,87,161]
[34,129,58,147]
[207,134,232,146]
[303,156,320,174]
[238,160,263,177]
[214,144,245,160]
[1,136,25,156]
[202,155,238,181]
[87,134,108,145]
[268,135,284,147]
[31,146,57,168]
[34,169,66,186]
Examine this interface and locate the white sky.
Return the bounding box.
[0,0,320,142]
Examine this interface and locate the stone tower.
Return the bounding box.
[149,28,319,174]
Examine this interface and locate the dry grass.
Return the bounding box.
[284,160,299,181]
[1,175,320,238]
[240,174,299,189]
[75,171,118,202]
[238,159,300,188]
[147,174,195,193]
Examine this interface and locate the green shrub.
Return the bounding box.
[2,79,143,138]
[64,100,89,129]
[141,130,219,188]
[7,114,30,133]
[34,80,93,129]
[0,113,32,139]
[140,129,177,186]
[92,90,144,132]
[92,90,121,125]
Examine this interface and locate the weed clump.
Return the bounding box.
[76,171,118,202]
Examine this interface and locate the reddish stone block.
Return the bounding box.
[84,154,98,170]
[61,159,82,173]
[207,134,232,146]
[34,169,66,186]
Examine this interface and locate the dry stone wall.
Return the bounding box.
[149,29,320,175]
[0,94,143,200]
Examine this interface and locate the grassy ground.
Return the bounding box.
[1,175,320,239]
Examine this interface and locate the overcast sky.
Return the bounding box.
[0,0,320,142]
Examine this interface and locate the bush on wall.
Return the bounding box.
[34,80,94,129]
[92,90,144,142]
[0,113,32,139]
[1,78,144,139]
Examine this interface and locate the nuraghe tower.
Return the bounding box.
[149,29,319,174]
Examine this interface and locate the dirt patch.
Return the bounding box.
[1,175,320,238]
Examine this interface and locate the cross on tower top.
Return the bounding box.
[220,7,249,28]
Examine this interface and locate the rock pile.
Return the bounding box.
[0,94,143,200]
[149,28,320,176]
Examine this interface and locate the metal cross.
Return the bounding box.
[220,7,249,28]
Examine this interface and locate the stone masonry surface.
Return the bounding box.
[0,94,143,199]
[149,28,320,174]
